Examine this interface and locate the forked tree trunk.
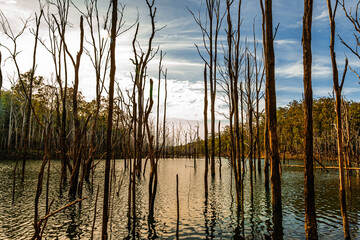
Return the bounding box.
[68,16,84,197]
[21,11,43,182]
[326,0,350,238]
[102,0,117,238]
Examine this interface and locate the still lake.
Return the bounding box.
[0,158,360,239]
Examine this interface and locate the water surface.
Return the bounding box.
[0,158,359,239]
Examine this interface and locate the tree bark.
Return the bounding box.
[303,0,318,238]
[260,0,282,237]
[326,0,350,238]
[204,65,209,198]
[102,0,117,238]
[68,16,84,197]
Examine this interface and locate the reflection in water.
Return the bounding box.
[0,159,360,239]
[272,205,284,240]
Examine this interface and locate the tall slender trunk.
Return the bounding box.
[163,70,167,159]
[260,0,282,237]
[7,89,14,151]
[156,52,163,158]
[68,16,84,197]
[209,2,215,178]
[264,95,270,190]
[226,0,240,206]
[218,121,221,174]
[102,0,117,237]
[21,12,43,182]
[204,65,209,198]
[303,0,318,238]
[326,0,350,238]
[246,54,254,202]
[240,84,245,181]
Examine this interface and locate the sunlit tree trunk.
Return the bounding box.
[225,0,240,205]
[326,0,350,238]
[260,0,282,237]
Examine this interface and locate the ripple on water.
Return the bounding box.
[1,159,360,239]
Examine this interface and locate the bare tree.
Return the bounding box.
[162,69,168,159]
[131,0,160,176]
[144,79,157,222]
[260,0,282,237]
[40,0,71,194]
[0,8,43,182]
[80,0,111,183]
[326,0,350,238]
[245,52,254,201]
[54,14,85,197]
[102,0,117,238]
[188,0,224,177]
[340,0,360,81]
[156,51,164,158]
[203,65,209,198]
[253,21,265,175]
[302,0,318,238]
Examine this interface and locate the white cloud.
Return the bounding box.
[276,60,332,79]
[0,0,17,3]
[314,9,328,21]
[274,39,298,46]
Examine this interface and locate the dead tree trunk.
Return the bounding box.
[162,69,168,159]
[204,65,209,198]
[188,0,223,178]
[326,0,350,238]
[65,16,84,197]
[253,22,264,175]
[145,79,157,219]
[260,0,282,237]
[302,0,318,238]
[21,11,43,182]
[156,52,164,159]
[101,0,117,238]
[83,0,111,182]
[246,53,254,202]
[218,120,222,175]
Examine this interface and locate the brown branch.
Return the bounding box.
[340,57,348,91]
[39,197,86,224]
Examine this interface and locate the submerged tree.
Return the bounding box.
[189,0,223,177]
[260,0,282,237]
[302,0,318,238]
[102,0,117,238]
[59,15,84,197]
[326,0,350,238]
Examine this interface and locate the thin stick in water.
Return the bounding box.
[176,174,179,239]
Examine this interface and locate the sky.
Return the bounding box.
[0,0,360,128]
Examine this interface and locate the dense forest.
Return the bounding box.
[3,76,360,166]
[0,0,360,239]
